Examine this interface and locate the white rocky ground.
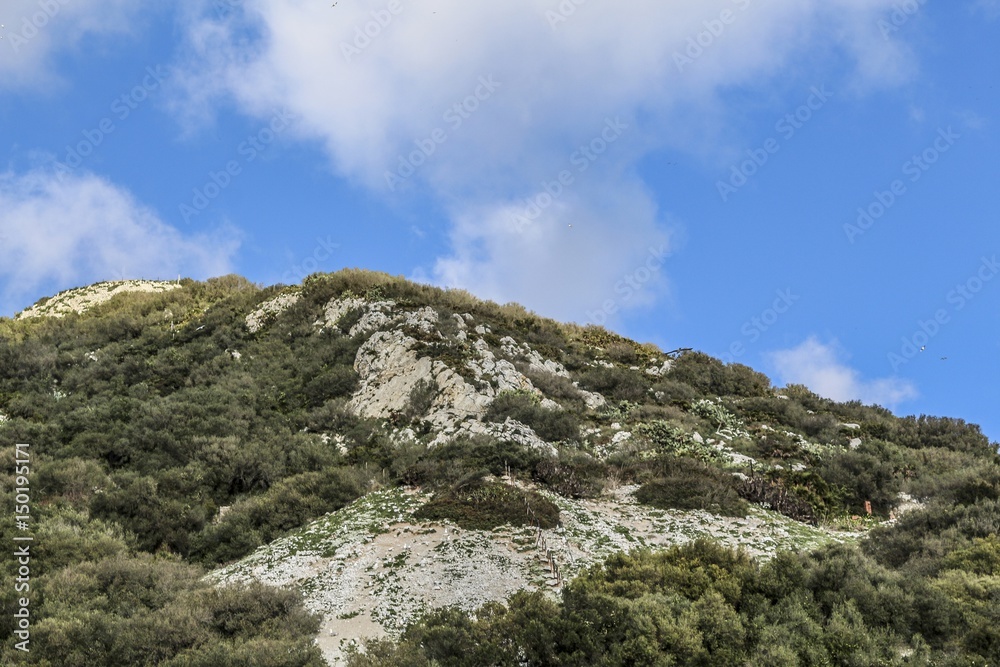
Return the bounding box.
[210,482,851,666]
[15,280,180,319]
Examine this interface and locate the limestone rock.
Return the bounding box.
[349,329,488,431]
[645,359,673,377]
[246,291,301,333]
[498,336,570,378]
[16,279,181,320]
[440,417,557,456]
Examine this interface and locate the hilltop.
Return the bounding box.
[1,271,998,666]
[14,279,181,320]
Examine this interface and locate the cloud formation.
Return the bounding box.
[0,0,140,90]
[767,336,918,408]
[173,0,914,321]
[0,168,240,315]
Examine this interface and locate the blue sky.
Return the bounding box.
[1,0,998,443]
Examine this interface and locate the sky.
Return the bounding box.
[1,0,998,444]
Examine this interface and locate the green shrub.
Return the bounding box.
[736,474,817,524]
[753,431,802,460]
[690,398,744,433]
[11,554,324,667]
[667,352,771,398]
[191,467,367,565]
[652,379,700,407]
[635,458,748,517]
[413,477,559,530]
[533,452,606,498]
[636,420,719,462]
[817,449,901,516]
[396,436,546,489]
[603,341,641,365]
[485,390,580,442]
[398,378,438,425]
[521,367,586,407]
[577,365,651,402]
[941,535,1000,576]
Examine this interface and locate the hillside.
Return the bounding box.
[2,271,999,666]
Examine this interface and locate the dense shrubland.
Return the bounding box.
[1,270,998,665]
[349,525,1000,666]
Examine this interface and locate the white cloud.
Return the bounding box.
[172,0,915,320]
[0,168,240,315]
[0,0,142,90]
[767,337,918,408]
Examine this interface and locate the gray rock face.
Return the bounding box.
[246,292,301,333]
[499,336,570,378]
[645,359,673,377]
[17,280,181,320]
[329,296,588,449]
[349,328,489,431]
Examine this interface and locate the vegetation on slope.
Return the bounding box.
[349,522,1000,666]
[0,269,997,665]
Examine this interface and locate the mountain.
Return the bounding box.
[2,271,998,666]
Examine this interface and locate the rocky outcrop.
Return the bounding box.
[16,280,180,320]
[349,328,490,431]
[335,296,577,447]
[246,291,301,333]
[645,359,673,377]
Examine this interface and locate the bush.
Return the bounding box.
[817,449,901,516]
[485,390,580,442]
[398,378,438,425]
[576,365,651,402]
[533,452,606,498]
[13,554,325,667]
[635,458,748,517]
[736,474,817,524]
[651,379,699,407]
[396,436,546,489]
[191,467,367,565]
[636,420,719,462]
[753,431,802,460]
[667,352,771,398]
[413,477,559,530]
[603,341,641,365]
[521,367,586,407]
